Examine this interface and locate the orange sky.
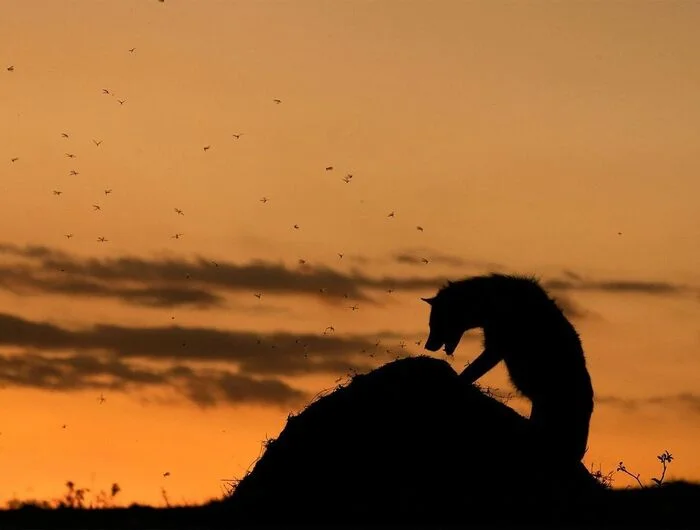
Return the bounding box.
[1,0,699,507]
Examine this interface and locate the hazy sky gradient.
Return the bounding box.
[1,0,699,507]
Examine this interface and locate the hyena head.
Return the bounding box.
[422,281,483,356]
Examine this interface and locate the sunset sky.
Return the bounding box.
[1,0,699,508]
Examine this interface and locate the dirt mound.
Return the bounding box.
[225,355,601,524]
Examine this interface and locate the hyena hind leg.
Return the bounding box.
[529,400,592,465]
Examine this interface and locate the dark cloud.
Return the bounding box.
[479,392,700,417]
[394,253,463,267]
[0,265,224,308]
[1,243,696,316]
[595,393,700,415]
[549,293,590,320]
[393,249,503,270]
[0,312,389,377]
[0,310,431,407]
[0,242,449,308]
[0,243,57,259]
[0,350,306,409]
[544,276,694,296]
[561,269,584,281]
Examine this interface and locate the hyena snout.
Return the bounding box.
[425,333,460,355]
[424,334,444,352]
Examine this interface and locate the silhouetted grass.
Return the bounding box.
[4,480,121,510]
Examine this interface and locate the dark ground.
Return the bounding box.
[1,356,698,528]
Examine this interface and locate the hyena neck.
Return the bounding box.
[442,274,519,330]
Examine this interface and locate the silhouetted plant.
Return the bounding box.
[651,450,674,485]
[589,462,615,489]
[262,434,276,449]
[56,480,90,508]
[4,498,52,509]
[42,480,122,509]
[90,482,121,508]
[4,479,188,510]
[220,477,241,498]
[617,450,674,488]
[161,486,171,508]
[473,381,516,405]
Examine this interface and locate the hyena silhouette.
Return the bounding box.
[422,273,594,464]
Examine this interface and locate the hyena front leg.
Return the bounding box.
[459,348,502,385]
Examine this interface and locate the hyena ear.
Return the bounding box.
[421,297,435,305]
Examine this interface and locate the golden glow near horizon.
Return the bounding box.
[1,0,699,507]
